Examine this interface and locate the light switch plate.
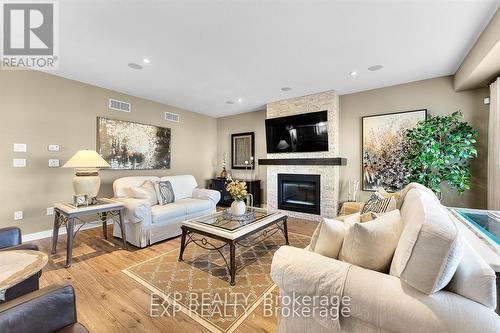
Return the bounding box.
[14,211,23,220]
[48,159,60,167]
[13,158,26,167]
[13,143,27,152]
[47,207,54,216]
[48,144,60,152]
[484,97,490,105]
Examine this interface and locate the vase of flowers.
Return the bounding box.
[226,180,248,216]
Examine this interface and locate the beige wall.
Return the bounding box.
[455,8,500,91]
[339,76,489,209]
[0,70,218,235]
[216,110,267,203]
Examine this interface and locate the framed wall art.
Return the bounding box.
[231,132,255,169]
[362,109,427,191]
[97,117,171,170]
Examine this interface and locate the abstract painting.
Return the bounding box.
[362,109,426,191]
[97,117,171,170]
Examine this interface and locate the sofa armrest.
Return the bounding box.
[0,282,78,333]
[271,246,352,297]
[271,247,500,333]
[0,227,21,249]
[115,198,152,225]
[344,265,500,333]
[192,188,221,205]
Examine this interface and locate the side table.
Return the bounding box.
[51,198,126,267]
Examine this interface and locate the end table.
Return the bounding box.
[51,198,126,267]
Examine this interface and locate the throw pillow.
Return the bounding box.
[390,188,463,294]
[337,212,376,225]
[129,180,158,206]
[309,218,346,259]
[339,209,403,272]
[154,180,175,205]
[361,193,396,214]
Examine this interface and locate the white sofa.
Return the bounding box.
[271,186,500,333]
[112,175,220,248]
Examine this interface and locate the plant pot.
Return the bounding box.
[231,200,246,216]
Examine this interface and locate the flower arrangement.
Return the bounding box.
[226,180,248,202]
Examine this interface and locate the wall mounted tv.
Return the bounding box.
[265,110,328,153]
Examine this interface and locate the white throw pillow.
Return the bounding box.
[129,180,158,206]
[309,218,346,259]
[390,188,463,294]
[339,209,403,272]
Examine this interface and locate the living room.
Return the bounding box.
[1,1,499,333]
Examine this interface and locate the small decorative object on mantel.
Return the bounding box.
[226,180,248,216]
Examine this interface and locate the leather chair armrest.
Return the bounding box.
[0,227,22,249]
[0,243,39,252]
[0,282,78,333]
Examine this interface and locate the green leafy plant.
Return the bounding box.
[401,111,478,195]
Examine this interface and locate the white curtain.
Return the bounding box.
[488,77,500,210]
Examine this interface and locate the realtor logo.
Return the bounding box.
[1,1,59,69]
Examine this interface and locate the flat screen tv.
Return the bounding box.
[265,110,328,153]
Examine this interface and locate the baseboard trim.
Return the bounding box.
[22,220,114,243]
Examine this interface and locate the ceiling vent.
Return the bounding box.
[109,99,131,112]
[165,112,180,122]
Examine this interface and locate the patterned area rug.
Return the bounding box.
[123,232,311,333]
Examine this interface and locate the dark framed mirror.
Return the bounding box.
[231,132,255,169]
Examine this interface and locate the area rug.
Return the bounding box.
[123,232,311,333]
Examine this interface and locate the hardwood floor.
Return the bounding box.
[33,217,317,333]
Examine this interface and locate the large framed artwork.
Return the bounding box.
[97,117,171,170]
[231,132,255,169]
[362,109,427,191]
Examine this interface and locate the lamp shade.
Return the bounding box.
[62,150,110,169]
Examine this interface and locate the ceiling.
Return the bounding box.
[49,0,499,117]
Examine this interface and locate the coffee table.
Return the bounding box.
[178,208,288,286]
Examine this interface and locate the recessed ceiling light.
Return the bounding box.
[225,101,235,105]
[142,58,151,64]
[236,97,243,103]
[281,87,292,91]
[349,71,357,76]
[368,65,383,71]
[128,63,143,70]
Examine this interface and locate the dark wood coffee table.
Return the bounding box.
[179,208,288,286]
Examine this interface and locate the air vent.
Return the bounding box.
[109,99,131,112]
[165,112,180,122]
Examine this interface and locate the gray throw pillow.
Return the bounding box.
[154,181,175,205]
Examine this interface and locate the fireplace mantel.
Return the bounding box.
[258,158,347,166]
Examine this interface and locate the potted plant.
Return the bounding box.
[402,111,478,198]
[226,180,249,216]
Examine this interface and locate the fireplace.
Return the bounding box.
[277,173,321,215]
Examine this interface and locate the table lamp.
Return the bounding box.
[62,150,111,199]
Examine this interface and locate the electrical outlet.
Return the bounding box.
[47,207,54,215]
[14,211,23,220]
[13,143,27,152]
[48,159,60,167]
[13,158,26,167]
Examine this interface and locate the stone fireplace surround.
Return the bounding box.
[265,90,340,221]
